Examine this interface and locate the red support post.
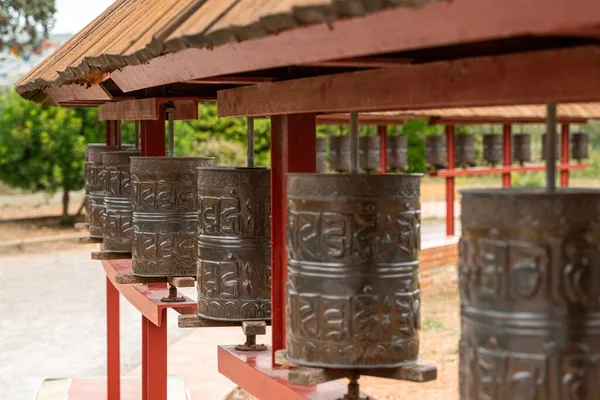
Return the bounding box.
[141,113,166,156]
[107,277,120,400]
[560,123,570,187]
[106,121,113,146]
[142,311,168,400]
[378,125,387,173]
[270,114,316,362]
[502,124,512,187]
[445,125,455,236]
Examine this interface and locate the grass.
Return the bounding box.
[421,317,445,332]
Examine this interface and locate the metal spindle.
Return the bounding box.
[247,117,255,167]
[546,101,557,192]
[350,111,359,174]
[134,121,140,151]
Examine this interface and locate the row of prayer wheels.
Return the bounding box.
[320,136,408,172]
[426,132,589,168]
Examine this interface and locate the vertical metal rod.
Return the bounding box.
[247,117,255,167]
[168,109,174,158]
[350,111,359,174]
[378,125,388,173]
[560,123,570,187]
[106,278,121,400]
[445,124,455,236]
[135,121,140,151]
[502,124,512,187]
[546,101,557,192]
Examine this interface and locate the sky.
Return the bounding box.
[51,0,116,35]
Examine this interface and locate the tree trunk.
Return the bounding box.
[62,187,70,218]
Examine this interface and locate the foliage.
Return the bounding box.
[0,0,56,53]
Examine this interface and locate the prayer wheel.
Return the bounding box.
[102,151,140,252]
[459,188,600,399]
[541,133,560,160]
[426,135,447,168]
[131,157,214,277]
[197,167,271,321]
[483,134,502,164]
[286,173,422,368]
[512,134,531,164]
[455,134,476,166]
[329,136,349,172]
[571,132,589,161]
[360,136,380,171]
[387,135,408,171]
[86,146,117,238]
[316,138,328,172]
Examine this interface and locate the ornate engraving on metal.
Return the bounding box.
[571,132,589,161]
[459,188,600,400]
[86,146,117,238]
[197,167,271,321]
[360,136,380,171]
[483,134,502,164]
[512,134,532,164]
[541,133,561,160]
[131,157,214,277]
[102,151,140,252]
[329,136,348,172]
[455,134,476,166]
[387,135,408,171]
[426,135,447,168]
[316,138,328,172]
[286,174,422,369]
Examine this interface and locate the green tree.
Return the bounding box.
[0,0,56,53]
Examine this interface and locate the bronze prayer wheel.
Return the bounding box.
[197,167,271,321]
[86,146,117,238]
[455,134,476,166]
[426,135,447,168]
[286,173,422,368]
[571,132,589,161]
[316,138,328,173]
[131,157,214,277]
[483,134,502,164]
[102,151,140,252]
[387,135,408,171]
[459,188,600,399]
[512,133,531,164]
[541,133,561,160]
[359,136,380,171]
[329,136,349,172]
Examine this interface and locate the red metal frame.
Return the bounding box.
[378,125,387,173]
[270,114,316,361]
[502,124,512,187]
[445,125,455,236]
[430,163,585,177]
[106,278,120,400]
[560,123,570,186]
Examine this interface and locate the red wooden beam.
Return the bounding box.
[445,125,455,236]
[560,123,570,186]
[270,114,316,362]
[218,46,600,117]
[502,124,512,187]
[429,163,586,177]
[378,125,387,173]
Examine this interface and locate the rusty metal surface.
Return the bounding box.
[102,151,140,252]
[426,135,447,168]
[316,138,328,173]
[512,133,532,164]
[387,135,408,171]
[459,188,600,400]
[130,157,214,277]
[286,173,422,368]
[571,132,589,160]
[196,167,271,321]
[483,134,502,164]
[541,133,561,160]
[455,134,476,166]
[86,146,118,238]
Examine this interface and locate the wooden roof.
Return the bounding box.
[15,0,438,101]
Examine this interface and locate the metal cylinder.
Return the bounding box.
[360,136,380,171]
[512,133,532,164]
[286,173,422,368]
[102,151,140,252]
[387,135,408,171]
[86,146,117,238]
[197,167,271,321]
[426,135,447,168]
[541,133,561,160]
[459,188,600,399]
[571,132,589,161]
[483,134,502,164]
[455,134,476,166]
[329,136,349,173]
[316,138,328,173]
[131,157,214,277]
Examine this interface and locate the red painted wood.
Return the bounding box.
[378,125,387,173]
[142,312,168,400]
[270,114,316,362]
[429,163,586,177]
[445,125,455,237]
[217,346,351,400]
[107,278,121,400]
[561,123,570,187]
[502,124,512,187]
[140,112,166,157]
